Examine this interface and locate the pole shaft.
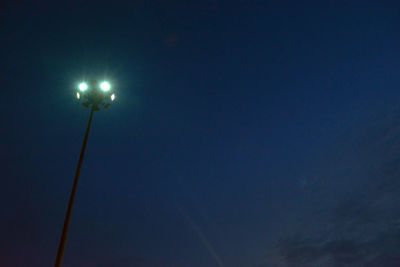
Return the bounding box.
[55,106,95,267]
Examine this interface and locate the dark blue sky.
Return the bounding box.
[2,1,400,266]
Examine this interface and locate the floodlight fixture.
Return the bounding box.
[78,82,88,92]
[100,81,111,92]
[75,79,115,110]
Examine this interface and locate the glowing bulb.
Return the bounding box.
[78,82,88,91]
[100,81,111,92]
[111,93,115,101]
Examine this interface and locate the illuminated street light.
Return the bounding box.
[100,81,111,92]
[55,79,116,267]
[78,82,88,91]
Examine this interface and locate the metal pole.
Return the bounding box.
[55,106,95,267]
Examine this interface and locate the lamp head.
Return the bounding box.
[76,79,115,110]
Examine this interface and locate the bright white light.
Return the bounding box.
[100,81,111,92]
[111,93,115,101]
[78,82,88,91]
[76,92,80,99]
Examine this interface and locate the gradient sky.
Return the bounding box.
[2,1,400,266]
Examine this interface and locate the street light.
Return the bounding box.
[99,81,111,92]
[78,82,88,92]
[55,79,115,267]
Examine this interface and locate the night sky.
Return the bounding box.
[3,1,400,266]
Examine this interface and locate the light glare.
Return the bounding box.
[76,92,80,99]
[100,81,111,92]
[111,93,115,101]
[78,82,88,91]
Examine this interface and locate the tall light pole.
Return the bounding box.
[55,80,116,267]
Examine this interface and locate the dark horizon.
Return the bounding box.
[2,1,400,266]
